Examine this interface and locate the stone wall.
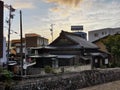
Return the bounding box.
[2,68,120,90]
[0,83,5,90]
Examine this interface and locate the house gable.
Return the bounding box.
[50,30,98,49]
[50,32,77,47]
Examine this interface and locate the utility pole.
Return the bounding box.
[7,5,12,62]
[20,10,23,76]
[4,4,15,68]
[50,24,55,42]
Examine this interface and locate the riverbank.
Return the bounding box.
[1,68,120,90]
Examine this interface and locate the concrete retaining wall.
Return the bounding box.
[27,65,91,75]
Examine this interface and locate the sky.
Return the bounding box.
[3,0,120,43]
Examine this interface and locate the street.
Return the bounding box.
[79,80,120,90]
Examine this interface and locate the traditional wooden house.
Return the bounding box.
[49,31,110,68]
[29,31,109,68]
[92,36,111,68]
[29,46,58,68]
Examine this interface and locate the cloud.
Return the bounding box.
[13,1,35,9]
[43,0,83,22]
[50,7,61,12]
[47,0,120,32]
[46,0,83,7]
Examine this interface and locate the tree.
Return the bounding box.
[102,34,120,65]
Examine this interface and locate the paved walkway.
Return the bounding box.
[79,80,120,90]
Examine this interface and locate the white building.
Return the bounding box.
[0,37,7,66]
[88,28,120,42]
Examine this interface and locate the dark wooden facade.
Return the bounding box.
[29,31,109,68]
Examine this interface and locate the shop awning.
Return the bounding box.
[29,55,57,58]
[90,53,108,58]
[80,56,90,60]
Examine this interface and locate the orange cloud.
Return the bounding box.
[13,1,35,9]
[46,0,82,7]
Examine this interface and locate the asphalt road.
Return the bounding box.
[79,80,120,90]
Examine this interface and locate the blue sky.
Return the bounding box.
[3,0,120,42]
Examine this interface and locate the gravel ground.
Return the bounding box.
[79,80,120,90]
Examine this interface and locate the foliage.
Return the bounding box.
[109,63,115,68]
[0,67,3,73]
[2,70,13,81]
[44,66,53,73]
[100,65,107,68]
[102,34,120,64]
[102,35,120,54]
[0,68,13,82]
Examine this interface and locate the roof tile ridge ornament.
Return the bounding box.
[60,30,66,36]
[61,30,72,35]
[61,30,79,37]
[60,30,74,38]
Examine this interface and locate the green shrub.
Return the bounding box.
[100,65,107,69]
[44,66,53,73]
[109,63,116,68]
[114,63,120,67]
[1,70,13,82]
[0,67,3,73]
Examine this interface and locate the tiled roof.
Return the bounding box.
[11,38,25,43]
[50,31,98,49]
[63,31,98,49]
[25,33,41,37]
[66,34,98,49]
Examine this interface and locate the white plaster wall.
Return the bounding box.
[88,28,120,42]
[0,37,7,65]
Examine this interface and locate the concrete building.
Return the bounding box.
[0,1,6,66]
[0,1,3,59]
[11,38,26,57]
[25,33,48,48]
[10,33,48,58]
[88,28,120,42]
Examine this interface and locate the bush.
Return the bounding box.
[100,65,107,68]
[0,67,3,73]
[109,63,116,68]
[0,69,13,82]
[44,66,53,73]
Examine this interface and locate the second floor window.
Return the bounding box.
[94,33,98,37]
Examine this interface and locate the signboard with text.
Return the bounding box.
[71,25,83,31]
